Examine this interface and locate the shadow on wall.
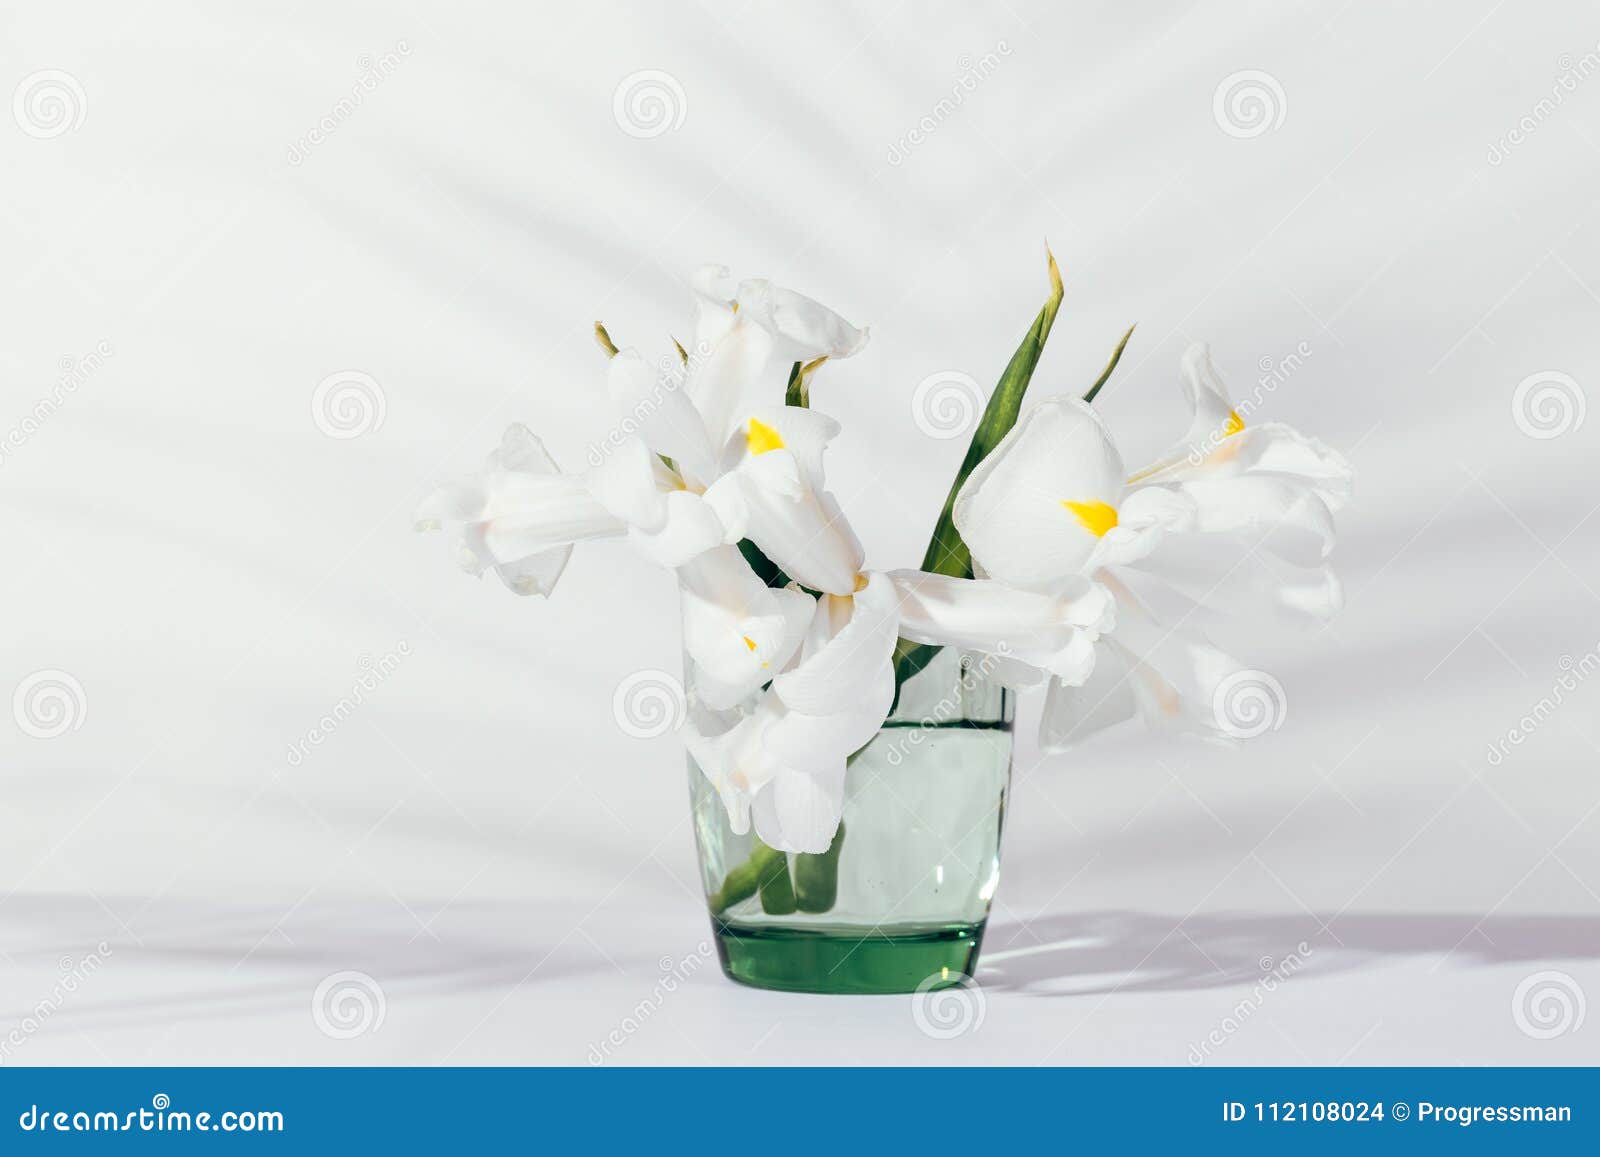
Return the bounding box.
[977,910,1600,996]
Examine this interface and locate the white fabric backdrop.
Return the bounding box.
[2,0,1597,1064]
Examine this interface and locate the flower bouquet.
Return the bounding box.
[415,253,1351,993]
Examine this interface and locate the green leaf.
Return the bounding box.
[1082,323,1136,404]
[784,356,828,408]
[917,248,1063,580]
[738,539,789,589]
[893,249,1065,691]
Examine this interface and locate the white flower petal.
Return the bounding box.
[690,264,738,355]
[954,398,1127,587]
[491,546,574,597]
[734,278,868,362]
[1178,475,1337,566]
[583,434,667,531]
[606,349,717,484]
[772,572,899,715]
[750,757,849,854]
[685,322,777,453]
[1091,486,1197,568]
[734,452,865,596]
[481,473,626,560]
[1176,342,1242,451]
[629,489,728,568]
[1039,641,1140,751]
[679,546,813,709]
[722,405,841,493]
[888,570,1113,685]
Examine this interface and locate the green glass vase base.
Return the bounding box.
[711,920,985,994]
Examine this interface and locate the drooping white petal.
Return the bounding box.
[605,349,716,483]
[683,706,760,833]
[889,569,1114,686]
[1178,475,1337,566]
[481,473,625,560]
[954,398,1128,588]
[750,756,850,854]
[1039,640,1140,751]
[734,278,868,363]
[733,451,865,596]
[1084,576,1247,743]
[1123,532,1345,624]
[415,425,624,597]
[772,572,899,716]
[679,546,813,709]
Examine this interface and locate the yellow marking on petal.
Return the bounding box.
[1062,500,1119,537]
[746,416,785,456]
[1223,409,1245,437]
[742,636,757,651]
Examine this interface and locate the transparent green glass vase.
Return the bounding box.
[688,648,1014,994]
